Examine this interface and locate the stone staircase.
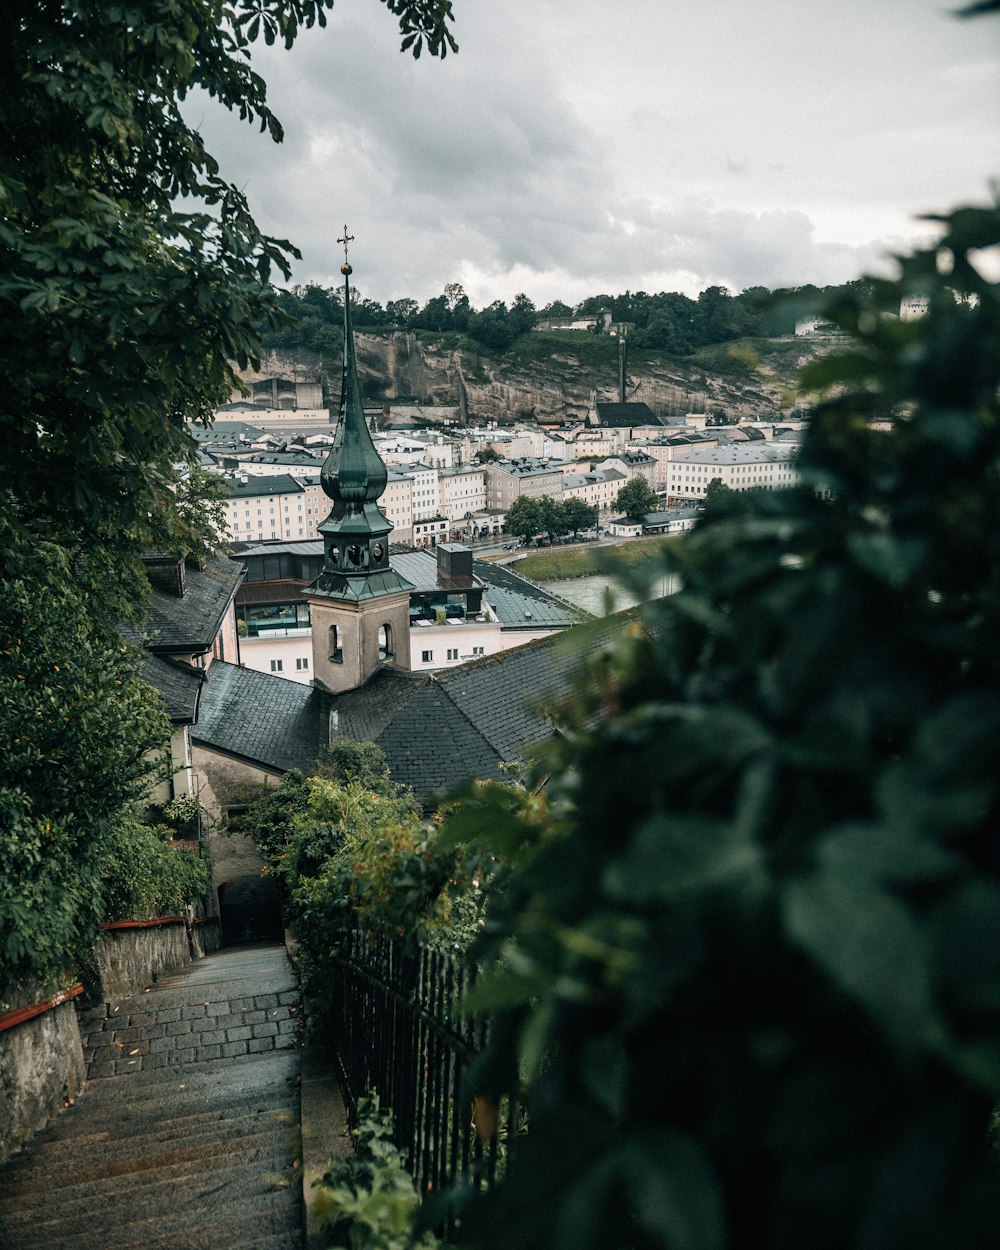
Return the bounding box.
[0,945,305,1250]
[79,956,300,1079]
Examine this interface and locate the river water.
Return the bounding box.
[537,570,679,617]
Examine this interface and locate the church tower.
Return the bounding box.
[305,231,413,693]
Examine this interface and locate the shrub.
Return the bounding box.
[314,1097,448,1250]
[100,815,209,922]
[448,197,1000,1250]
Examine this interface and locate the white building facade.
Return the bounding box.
[666,444,800,502]
[223,474,329,542]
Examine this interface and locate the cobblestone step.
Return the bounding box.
[2,1203,303,1250]
[0,944,304,1250]
[80,987,301,1078]
[0,1098,295,1189]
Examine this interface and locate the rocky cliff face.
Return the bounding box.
[241,333,817,424]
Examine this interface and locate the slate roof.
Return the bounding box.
[642,508,699,526]
[241,451,322,466]
[332,669,507,799]
[435,619,621,761]
[191,421,265,440]
[143,654,203,724]
[228,475,307,499]
[491,459,564,478]
[192,662,332,774]
[143,557,244,654]
[231,540,323,559]
[193,615,626,802]
[674,444,798,466]
[390,548,483,594]
[236,579,311,607]
[592,402,663,428]
[473,560,588,631]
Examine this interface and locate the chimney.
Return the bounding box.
[141,554,187,597]
[437,543,473,580]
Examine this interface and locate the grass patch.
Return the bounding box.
[514,537,673,581]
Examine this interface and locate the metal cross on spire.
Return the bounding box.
[337,226,354,261]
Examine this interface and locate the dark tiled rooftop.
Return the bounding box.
[593,402,663,427]
[228,474,309,498]
[144,557,244,653]
[333,669,506,800]
[193,661,331,774]
[390,548,483,594]
[143,654,203,724]
[436,626,606,761]
[473,560,589,631]
[236,579,312,606]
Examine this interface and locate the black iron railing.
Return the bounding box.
[325,932,519,1207]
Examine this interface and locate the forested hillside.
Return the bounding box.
[250,280,869,424]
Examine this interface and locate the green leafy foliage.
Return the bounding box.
[0,0,456,1000]
[314,1096,448,1249]
[613,476,658,518]
[447,197,1000,1249]
[99,816,210,922]
[237,743,482,1007]
[504,495,596,543]
[504,496,544,542]
[701,476,733,515]
[0,518,170,998]
[562,497,599,535]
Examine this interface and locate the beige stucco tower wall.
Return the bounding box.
[307,588,412,693]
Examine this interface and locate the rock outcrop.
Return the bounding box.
[238,334,819,426]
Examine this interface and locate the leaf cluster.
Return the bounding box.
[314,1095,448,1250]
[0,517,171,1000]
[450,197,1000,1250]
[99,815,210,923]
[613,477,659,519]
[236,743,482,1008]
[504,495,598,543]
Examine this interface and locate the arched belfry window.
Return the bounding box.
[378,623,393,662]
[329,623,343,664]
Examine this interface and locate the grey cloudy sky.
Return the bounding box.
[189,0,999,308]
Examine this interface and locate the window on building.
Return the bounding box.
[421,650,433,664]
[330,623,343,664]
[446,648,459,661]
[270,659,283,672]
[378,623,393,662]
[472,646,485,656]
[296,657,309,671]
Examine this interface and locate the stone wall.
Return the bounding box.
[191,747,281,893]
[1,920,221,1163]
[94,921,218,1002]
[0,995,86,1165]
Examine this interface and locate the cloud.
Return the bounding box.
[182,0,997,308]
